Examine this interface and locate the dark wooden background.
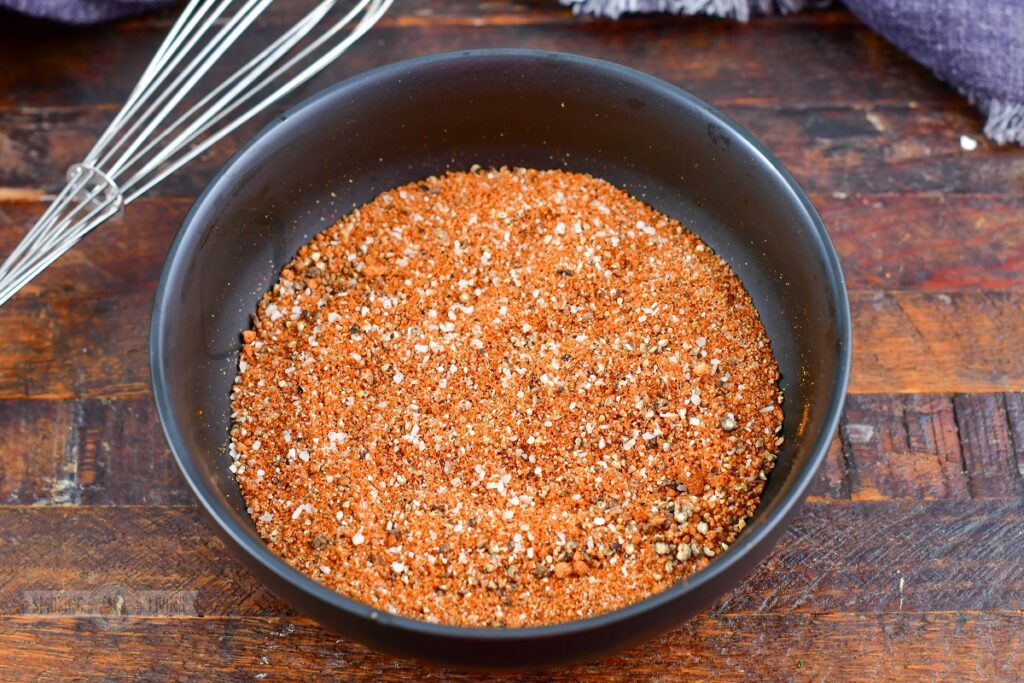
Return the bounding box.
[1,1,1023,680]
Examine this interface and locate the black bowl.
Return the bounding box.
[151,49,850,669]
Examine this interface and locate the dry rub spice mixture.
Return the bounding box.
[230,168,783,627]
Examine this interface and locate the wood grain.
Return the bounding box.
[851,290,1024,394]
[0,290,151,400]
[1,502,1023,618]
[1,0,1023,678]
[4,192,1023,297]
[75,398,192,505]
[0,400,78,504]
[806,435,848,500]
[954,394,1024,498]
[0,397,189,505]
[2,288,1021,399]
[816,193,1024,292]
[0,199,187,298]
[5,105,1023,198]
[0,7,963,112]
[839,394,968,502]
[7,393,1024,506]
[1,611,1022,681]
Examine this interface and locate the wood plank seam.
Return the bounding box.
[6,393,1024,505]
[835,407,855,500]
[1003,392,1024,481]
[0,3,1020,677]
[951,394,974,498]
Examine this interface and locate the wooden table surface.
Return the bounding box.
[1,2,1023,680]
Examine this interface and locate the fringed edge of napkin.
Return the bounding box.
[560,0,1024,146]
[559,0,824,22]
[974,96,1024,146]
[0,0,171,25]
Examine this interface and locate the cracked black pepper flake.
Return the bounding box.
[231,168,782,628]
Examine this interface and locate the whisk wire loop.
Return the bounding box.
[0,0,392,308]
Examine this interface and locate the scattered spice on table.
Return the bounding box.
[229,167,784,627]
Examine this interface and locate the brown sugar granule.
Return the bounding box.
[230,168,783,627]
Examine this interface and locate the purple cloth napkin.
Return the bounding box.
[563,0,1024,145]
[0,0,167,23]
[3,0,1022,144]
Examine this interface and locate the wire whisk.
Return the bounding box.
[0,0,393,308]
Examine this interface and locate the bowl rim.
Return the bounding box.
[150,48,852,643]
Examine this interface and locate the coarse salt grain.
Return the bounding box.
[230,168,782,629]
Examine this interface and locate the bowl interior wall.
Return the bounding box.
[157,52,843,580]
